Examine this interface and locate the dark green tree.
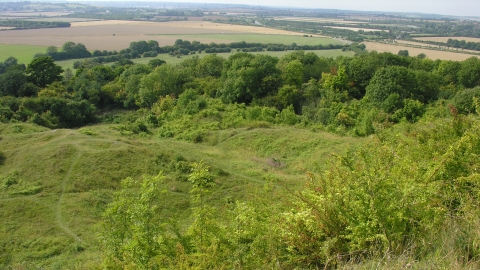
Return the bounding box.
[280,59,304,88]
[61,41,91,58]
[197,54,225,78]
[458,57,480,88]
[148,58,166,68]
[365,66,417,112]
[129,40,150,54]
[398,50,409,57]
[0,68,27,96]
[452,87,480,114]
[346,53,381,98]
[414,70,440,102]
[219,53,281,104]
[434,60,461,85]
[25,56,63,88]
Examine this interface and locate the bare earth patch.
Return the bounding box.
[364,41,478,61]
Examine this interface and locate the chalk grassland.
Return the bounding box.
[0,21,335,51]
[0,44,48,63]
[414,36,480,43]
[363,41,478,61]
[0,122,361,268]
[55,49,354,70]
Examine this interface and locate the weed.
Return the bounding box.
[78,127,97,136]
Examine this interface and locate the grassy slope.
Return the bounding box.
[56,49,355,70]
[0,122,362,268]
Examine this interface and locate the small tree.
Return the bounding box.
[101,173,165,269]
[188,161,215,250]
[398,50,409,57]
[25,56,63,88]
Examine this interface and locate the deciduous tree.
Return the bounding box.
[25,56,63,88]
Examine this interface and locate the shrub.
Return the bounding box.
[277,105,298,125]
[78,128,98,136]
[281,136,443,267]
[452,87,480,114]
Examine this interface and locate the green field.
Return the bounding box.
[56,49,354,70]
[150,33,345,46]
[0,44,47,64]
[0,121,361,268]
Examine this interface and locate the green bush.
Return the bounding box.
[281,118,480,267]
[0,105,14,122]
[277,105,297,125]
[452,87,480,114]
[78,128,98,136]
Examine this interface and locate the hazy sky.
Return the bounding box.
[159,0,480,17]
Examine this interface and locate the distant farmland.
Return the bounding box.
[363,41,478,61]
[55,49,354,70]
[0,20,340,51]
[414,36,480,43]
[325,26,386,32]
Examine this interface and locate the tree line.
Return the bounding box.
[412,38,480,52]
[34,39,347,64]
[0,20,70,29]
[1,47,480,135]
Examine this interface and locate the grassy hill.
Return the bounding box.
[0,122,362,268]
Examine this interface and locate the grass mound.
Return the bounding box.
[0,122,360,268]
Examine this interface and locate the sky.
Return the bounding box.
[155,0,480,17]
